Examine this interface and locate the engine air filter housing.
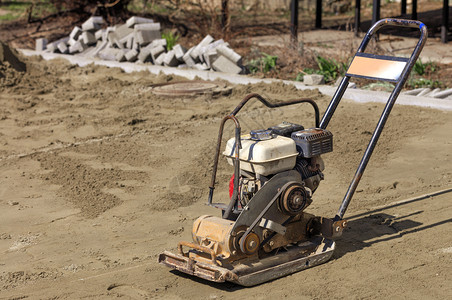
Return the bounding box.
[291,128,333,158]
[250,129,274,141]
[268,121,305,137]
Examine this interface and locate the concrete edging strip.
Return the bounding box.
[20,49,452,111]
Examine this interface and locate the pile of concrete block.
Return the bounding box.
[36,16,244,74]
[402,87,452,99]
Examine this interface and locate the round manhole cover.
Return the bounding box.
[151,80,230,96]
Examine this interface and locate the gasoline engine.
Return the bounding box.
[190,123,334,260]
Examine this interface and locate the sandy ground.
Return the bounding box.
[0,44,451,299]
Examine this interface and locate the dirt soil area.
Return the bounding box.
[0,43,451,299]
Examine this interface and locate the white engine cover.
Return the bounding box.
[223,134,298,176]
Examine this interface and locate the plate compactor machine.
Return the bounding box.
[159,19,427,286]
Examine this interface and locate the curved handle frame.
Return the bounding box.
[318,18,428,220]
[207,93,320,220]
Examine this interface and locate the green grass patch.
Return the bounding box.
[0,12,19,21]
[0,1,27,21]
[248,52,278,74]
[407,78,442,89]
[162,31,179,51]
[0,1,57,22]
[413,59,438,76]
[296,55,347,83]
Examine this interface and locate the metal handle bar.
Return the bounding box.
[317,18,427,221]
[320,18,427,129]
[355,19,427,56]
[229,93,320,127]
[213,115,242,220]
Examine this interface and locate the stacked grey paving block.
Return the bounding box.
[126,16,154,27]
[68,38,77,47]
[95,29,105,41]
[137,45,153,63]
[115,49,127,62]
[108,32,124,49]
[46,43,57,52]
[81,42,102,57]
[125,49,139,62]
[134,30,160,46]
[199,40,225,68]
[98,48,122,61]
[35,38,47,51]
[118,32,133,48]
[154,53,165,66]
[191,35,214,60]
[204,39,225,52]
[418,88,432,97]
[39,16,244,74]
[216,44,241,64]
[80,46,98,58]
[173,44,186,62]
[70,27,82,40]
[212,55,242,74]
[195,63,209,71]
[57,41,69,54]
[203,50,217,68]
[183,47,196,67]
[126,34,135,49]
[163,50,179,67]
[135,23,161,31]
[434,88,452,99]
[150,38,166,49]
[150,45,165,62]
[82,16,104,32]
[112,24,134,48]
[69,26,82,47]
[427,88,441,97]
[134,23,161,46]
[69,40,88,54]
[402,87,425,96]
[46,37,69,53]
[81,31,97,45]
[115,24,134,38]
[402,87,452,99]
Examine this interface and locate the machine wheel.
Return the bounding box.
[232,226,260,255]
[278,183,309,216]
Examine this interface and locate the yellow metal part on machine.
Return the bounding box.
[191,213,318,262]
[192,215,235,260]
[192,215,262,263]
